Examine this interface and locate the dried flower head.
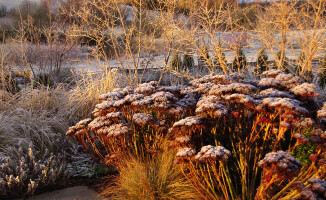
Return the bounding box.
[134,81,158,95]
[317,103,326,119]
[131,96,153,107]
[106,112,123,121]
[99,92,123,101]
[292,178,326,200]
[132,113,153,127]
[293,133,309,144]
[293,118,315,129]
[310,129,326,144]
[176,147,196,158]
[196,83,216,94]
[196,102,228,118]
[173,116,202,128]
[124,93,145,103]
[100,123,130,138]
[275,74,300,89]
[223,93,256,107]
[152,91,178,102]
[256,88,294,99]
[88,116,113,131]
[262,69,284,78]
[209,83,257,96]
[291,83,316,97]
[195,145,231,162]
[258,151,302,180]
[95,101,115,111]
[174,135,192,145]
[257,97,308,114]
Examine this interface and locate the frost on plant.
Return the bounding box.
[66,69,326,199]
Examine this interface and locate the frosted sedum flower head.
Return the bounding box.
[291,178,326,200]
[262,69,284,78]
[134,81,158,95]
[196,96,228,117]
[132,113,153,127]
[151,91,178,102]
[317,103,326,119]
[66,118,92,136]
[293,133,309,144]
[75,118,92,129]
[257,97,308,114]
[195,145,231,162]
[88,116,112,131]
[176,147,196,158]
[258,151,302,180]
[174,135,192,145]
[124,94,145,103]
[290,83,315,97]
[99,92,123,101]
[310,129,326,144]
[209,83,257,96]
[223,93,256,107]
[102,124,130,138]
[257,88,294,99]
[293,118,315,129]
[173,116,202,128]
[106,112,123,121]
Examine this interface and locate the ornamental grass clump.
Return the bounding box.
[68,69,326,200]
